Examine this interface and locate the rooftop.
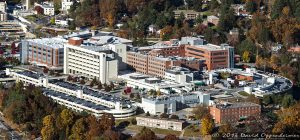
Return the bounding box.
[44,89,109,110]
[26,37,67,49]
[16,71,44,79]
[214,102,260,109]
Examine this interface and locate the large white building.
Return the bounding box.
[63,37,118,83]
[5,69,137,119]
[0,1,7,21]
[61,0,74,14]
[165,66,193,84]
[141,92,210,115]
[119,72,193,94]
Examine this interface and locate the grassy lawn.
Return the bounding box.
[183,124,201,137]
[25,15,37,22]
[127,125,181,136]
[238,91,249,96]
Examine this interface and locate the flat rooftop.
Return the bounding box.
[50,81,131,105]
[26,37,67,49]
[16,71,44,79]
[44,89,109,110]
[89,36,132,45]
[214,102,260,109]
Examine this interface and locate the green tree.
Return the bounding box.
[209,0,220,11]
[218,5,236,31]
[185,0,203,12]
[271,0,286,19]
[50,17,55,25]
[281,94,295,108]
[263,95,273,105]
[245,1,257,14]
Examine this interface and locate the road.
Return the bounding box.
[0,113,22,140]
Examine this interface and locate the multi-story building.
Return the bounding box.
[207,15,220,26]
[181,37,234,70]
[136,116,185,131]
[209,102,261,124]
[21,37,66,70]
[141,92,210,115]
[127,50,204,78]
[0,1,6,13]
[119,72,193,94]
[127,37,234,73]
[63,37,118,83]
[165,66,193,84]
[173,10,200,20]
[34,2,54,16]
[0,1,7,21]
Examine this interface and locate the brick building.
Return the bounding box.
[127,37,234,75]
[209,102,261,124]
[127,48,205,77]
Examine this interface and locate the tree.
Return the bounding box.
[218,5,236,31]
[218,122,234,134]
[80,79,85,85]
[35,6,44,15]
[192,105,209,120]
[281,94,295,108]
[242,51,250,63]
[245,0,257,14]
[164,134,179,140]
[41,115,56,140]
[209,0,220,11]
[49,70,55,76]
[160,113,169,118]
[99,113,115,131]
[185,0,203,12]
[133,127,157,140]
[170,115,179,120]
[201,115,214,135]
[60,109,75,128]
[50,17,55,25]
[262,95,273,105]
[203,28,214,43]
[273,102,300,134]
[97,81,102,90]
[110,82,115,90]
[67,75,73,81]
[237,39,256,62]
[69,118,87,140]
[271,0,286,19]
[43,67,49,74]
[131,118,137,125]
[145,112,150,116]
[160,25,173,41]
[86,115,101,140]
